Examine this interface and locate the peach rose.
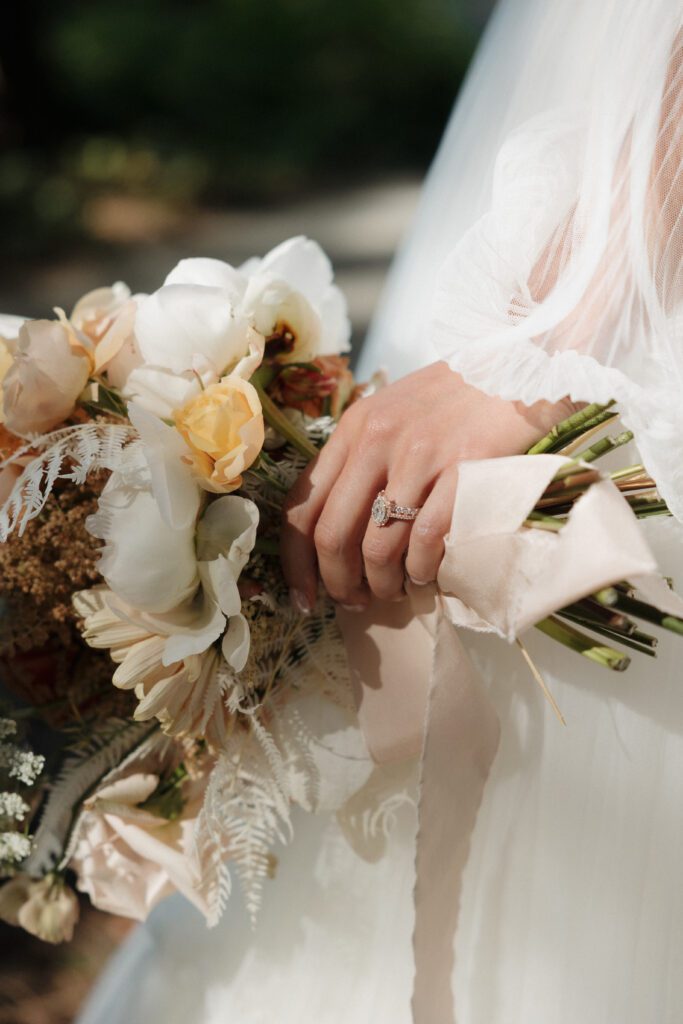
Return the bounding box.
[2,320,90,436]
[70,283,142,388]
[174,375,264,492]
[70,763,212,922]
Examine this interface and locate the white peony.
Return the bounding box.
[85,448,259,670]
[239,235,351,362]
[127,236,349,417]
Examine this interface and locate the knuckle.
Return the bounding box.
[314,518,344,558]
[362,534,394,569]
[404,436,430,461]
[413,515,446,547]
[364,413,393,445]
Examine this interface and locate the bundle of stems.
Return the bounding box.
[526,402,682,672]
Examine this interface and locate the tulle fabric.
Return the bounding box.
[360,0,683,517]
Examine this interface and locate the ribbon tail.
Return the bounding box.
[412,614,500,1024]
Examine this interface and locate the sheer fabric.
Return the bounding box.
[360,0,683,518]
[77,5,683,1023]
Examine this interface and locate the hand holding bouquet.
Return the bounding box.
[0,236,681,944]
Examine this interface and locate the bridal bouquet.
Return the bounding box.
[1,235,681,946]
[0,238,388,943]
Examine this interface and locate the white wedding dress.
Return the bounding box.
[79,1,683,1021]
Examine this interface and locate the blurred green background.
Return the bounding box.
[0,0,488,262]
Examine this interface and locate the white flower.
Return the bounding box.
[78,454,258,737]
[127,237,349,418]
[0,793,30,822]
[239,236,351,362]
[70,745,214,922]
[0,874,79,943]
[0,831,32,864]
[134,258,253,378]
[86,454,258,667]
[0,721,45,787]
[87,457,201,615]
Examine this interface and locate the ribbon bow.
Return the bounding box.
[338,454,683,1024]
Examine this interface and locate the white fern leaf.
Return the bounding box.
[196,739,292,927]
[0,423,136,540]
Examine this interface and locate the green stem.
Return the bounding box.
[253,381,319,460]
[610,463,646,482]
[527,402,616,455]
[594,588,683,636]
[575,429,634,464]
[535,615,631,671]
[556,610,657,656]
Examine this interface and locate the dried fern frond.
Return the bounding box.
[0,422,136,541]
[25,719,157,876]
[196,736,292,927]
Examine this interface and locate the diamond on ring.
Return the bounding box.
[371,490,420,527]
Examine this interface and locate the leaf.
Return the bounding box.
[25,720,156,876]
[0,423,136,541]
[195,736,292,927]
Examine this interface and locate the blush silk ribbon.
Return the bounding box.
[337,454,683,1024]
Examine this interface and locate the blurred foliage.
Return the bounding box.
[0,0,483,256]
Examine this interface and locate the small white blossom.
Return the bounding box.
[7,750,45,786]
[0,793,30,822]
[0,832,32,864]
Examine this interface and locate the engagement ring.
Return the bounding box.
[371,490,421,527]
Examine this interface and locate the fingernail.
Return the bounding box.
[290,589,312,615]
[340,603,367,613]
[408,576,429,587]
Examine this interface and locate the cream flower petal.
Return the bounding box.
[70,282,131,329]
[159,598,227,665]
[255,236,333,301]
[0,314,26,343]
[195,494,259,576]
[89,475,199,614]
[128,402,202,530]
[93,773,159,807]
[124,366,203,420]
[164,257,246,297]
[112,635,168,690]
[221,613,250,671]
[3,320,90,435]
[135,284,249,376]
[319,286,351,355]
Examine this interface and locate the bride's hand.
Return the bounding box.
[281,361,573,612]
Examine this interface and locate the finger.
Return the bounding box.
[362,478,432,602]
[404,467,458,585]
[280,434,348,612]
[314,458,386,607]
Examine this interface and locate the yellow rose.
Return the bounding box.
[174,376,264,492]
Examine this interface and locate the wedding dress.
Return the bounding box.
[78,1,683,1021]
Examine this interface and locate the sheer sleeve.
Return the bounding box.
[430,1,683,517]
